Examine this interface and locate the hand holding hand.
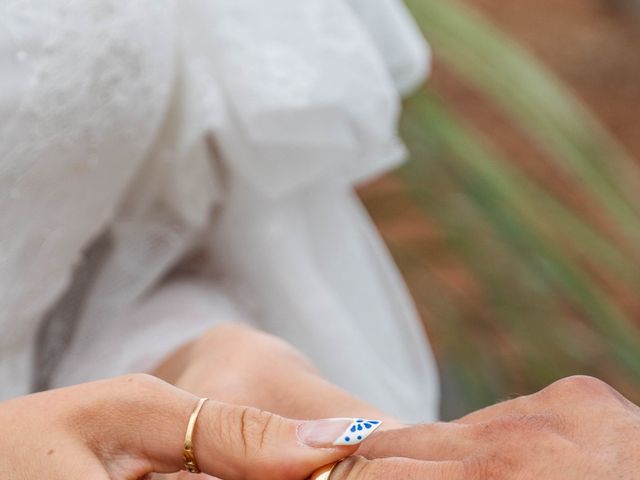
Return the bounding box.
[152,325,640,479]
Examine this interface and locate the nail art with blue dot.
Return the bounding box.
[332,419,382,446]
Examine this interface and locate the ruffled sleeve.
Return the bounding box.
[27,0,438,421]
[183,0,431,197]
[346,0,432,94]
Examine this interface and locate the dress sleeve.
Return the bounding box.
[44,0,440,423]
[344,0,432,94]
[50,279,243,389]
[0,1,177,400]
[46,15,230,388]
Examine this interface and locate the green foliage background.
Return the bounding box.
[396,0,640,417]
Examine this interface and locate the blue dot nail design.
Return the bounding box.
[333,418,383,446]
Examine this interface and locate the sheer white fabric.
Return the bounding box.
[0,0,439,422]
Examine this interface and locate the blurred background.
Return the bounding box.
[359,0,640,419]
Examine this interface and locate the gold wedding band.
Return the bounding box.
[310,461,341,480]
[183,397,209,473]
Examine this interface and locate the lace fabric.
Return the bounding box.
[0,0,175,400]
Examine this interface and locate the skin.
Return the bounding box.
[155,324,640,480]
[340,376,640,478]
[153,324,398,425]
[0,373,359,480]
[1,323,638,478]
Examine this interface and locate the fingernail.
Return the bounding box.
[297,418,382,447]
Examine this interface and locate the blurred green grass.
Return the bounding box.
[377,0,640,418]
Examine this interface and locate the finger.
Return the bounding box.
[80,375,381,480]
[175,474,218,480]
[189,403,379,480]
[360,422,477,461]
[329,456,466,480]
[158,473,217,480]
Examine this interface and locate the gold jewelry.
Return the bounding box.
[183,397,209,473]
[310,461,341,480]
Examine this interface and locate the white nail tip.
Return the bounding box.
[332,419,382,446]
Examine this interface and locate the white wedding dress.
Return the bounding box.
[0,0,439,422]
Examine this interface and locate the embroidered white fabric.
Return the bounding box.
[0,0,439,422]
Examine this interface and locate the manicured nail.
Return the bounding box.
[297,418,382,448]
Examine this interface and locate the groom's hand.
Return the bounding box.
[331,376,640,479]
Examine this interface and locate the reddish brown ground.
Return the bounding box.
[358,0,640,391]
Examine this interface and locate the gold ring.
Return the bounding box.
[183,397,209,473]
[310,461,341,480]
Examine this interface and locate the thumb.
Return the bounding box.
[194,402,382,480]
[98,375,381,480]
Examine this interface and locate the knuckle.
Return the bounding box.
[230,405,278,456]
[192,324,258,359]
[553,375,607,392]
[70,374,166,422]
[547,375,616,401]
[120,372,163,388]
[116,373,174,400]
[196,324,312,369]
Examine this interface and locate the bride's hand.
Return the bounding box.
[154,324,399,425]
[344,376,640,479]
[154,325,639,478]
[0,374,363,480]
[154,324,400,480]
